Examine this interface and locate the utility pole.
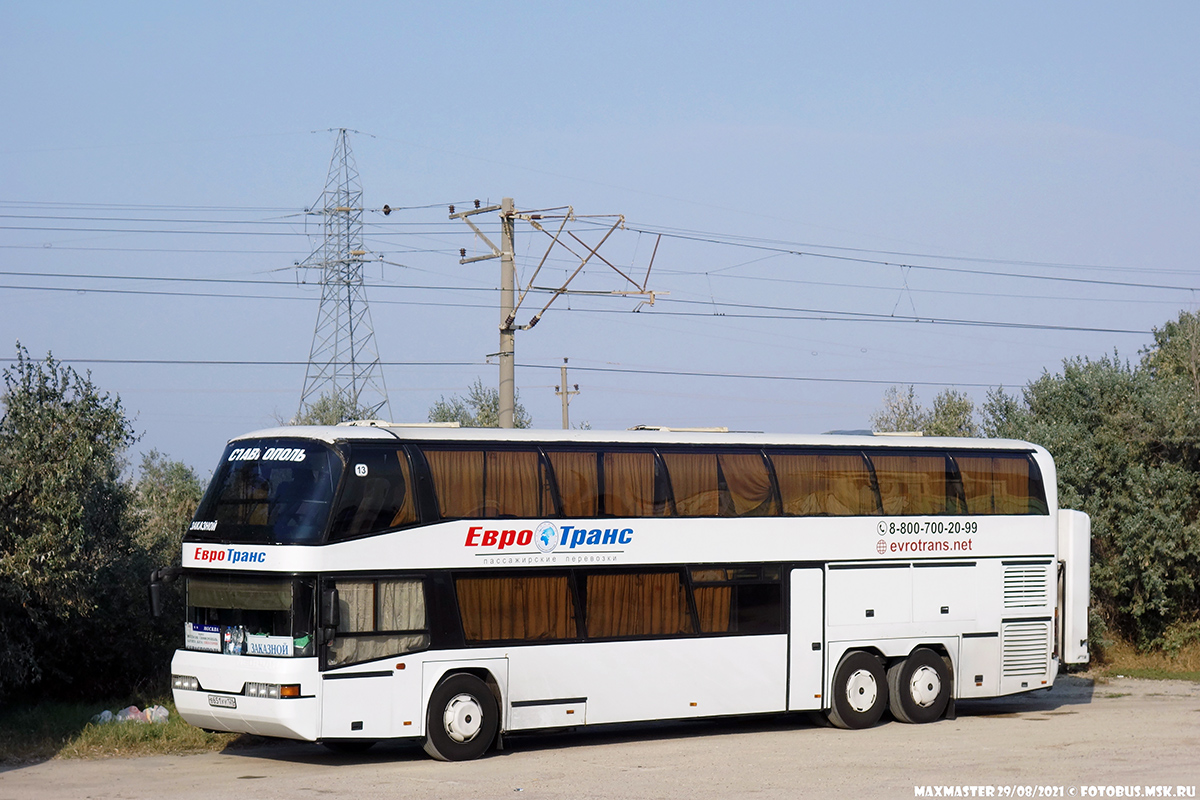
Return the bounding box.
[297,129,390,421]
[451,198,661,430]
[555,358,580,429]
[498,198,516,428]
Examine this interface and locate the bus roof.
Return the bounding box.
[229,423,1044,453]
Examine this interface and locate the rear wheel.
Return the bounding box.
[887,647,950,724]
[423,673,498,761]
[827,650,887,729]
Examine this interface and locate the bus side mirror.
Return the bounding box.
[149,581,163,618]
[320,587,340,631]
[148,566,182,618]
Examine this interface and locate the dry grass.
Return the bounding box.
[1092,637,1200,682]
[0,698,253,764]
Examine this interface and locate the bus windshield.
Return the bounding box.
[185,574,315,657]
[188,438,342,544]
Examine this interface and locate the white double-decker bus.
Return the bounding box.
[159,423,1090,760]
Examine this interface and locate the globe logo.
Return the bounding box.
[535,521,559,554]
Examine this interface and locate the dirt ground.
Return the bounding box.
[1,675,1197,800]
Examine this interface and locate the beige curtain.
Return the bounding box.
[772,453,878,515]
[389,451,417,527]
[873,454,946,515]
[456,575,576,642]
[603,452,657,517]
[425,450,485,518]
[485,450,543,517]
[547,451,599,517]
[328,578,429,667]
[719,453,776,516]
[693,586,733,633]
[585,572,693,637]
[958,455,1033,514]
[661,453,718,516]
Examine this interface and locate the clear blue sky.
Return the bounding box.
[3,2,1198,472]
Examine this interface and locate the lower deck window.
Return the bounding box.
[456,575,577,643]
[327,578,429,667]
[581,571,695,638]
[691,567,783,634]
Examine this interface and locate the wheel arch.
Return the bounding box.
[423,661,509,734]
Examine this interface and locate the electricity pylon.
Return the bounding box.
[297,129,390,421]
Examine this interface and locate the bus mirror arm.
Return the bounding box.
[148,566,182,618]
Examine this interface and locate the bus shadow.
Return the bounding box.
[953,673,1096,719]
[218,675,1096,765]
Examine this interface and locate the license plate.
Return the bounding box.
[208,694,237,709]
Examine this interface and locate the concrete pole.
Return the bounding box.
[498,198,516,428]
[560,360,570,429]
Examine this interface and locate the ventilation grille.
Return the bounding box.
[1002,621,1050,677]
[1004,564,1049,608]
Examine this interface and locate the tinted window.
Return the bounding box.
[955,453,1048,515]
[691,566,782,634]
[871,453,954,515]
[456,574,577,643]
[580,570,694,638]
[329,446,417,540]
[422,448,554,519]
[771,451,879,516]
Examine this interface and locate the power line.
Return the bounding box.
[0,281,1153,334]
[0,356,1013,389]
[618,223,1200,292]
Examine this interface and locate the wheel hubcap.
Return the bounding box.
[845,668,878,712]
[443,693,483,743]
[908,665,942,708]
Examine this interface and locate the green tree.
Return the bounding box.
[428,378,531,428]
[871,385,978,436]
[870,385,928,432]
[130,451,204,569]
[291,393,375,426]
[925,389,979,437]
[980,349,1200,648]
[0,345,137,699]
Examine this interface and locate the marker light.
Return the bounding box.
[172,675,200,691]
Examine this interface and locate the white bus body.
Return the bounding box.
[165,425,1089,760]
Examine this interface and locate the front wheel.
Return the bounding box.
[423,673,499,761]
[887,647,951,724]
[827,650,888,729]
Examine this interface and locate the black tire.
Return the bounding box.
[827,650,888,729]
[887,647,950,724]
[322,740,376,754]
[423,673,499,762]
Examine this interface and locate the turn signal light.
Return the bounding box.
[280,684,301,698]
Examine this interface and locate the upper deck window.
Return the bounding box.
[328,446,418,540]
[422,447,554,519]
[954,453,1048,515]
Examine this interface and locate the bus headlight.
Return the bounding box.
[244,682,301,699]
[172,675,200,691]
